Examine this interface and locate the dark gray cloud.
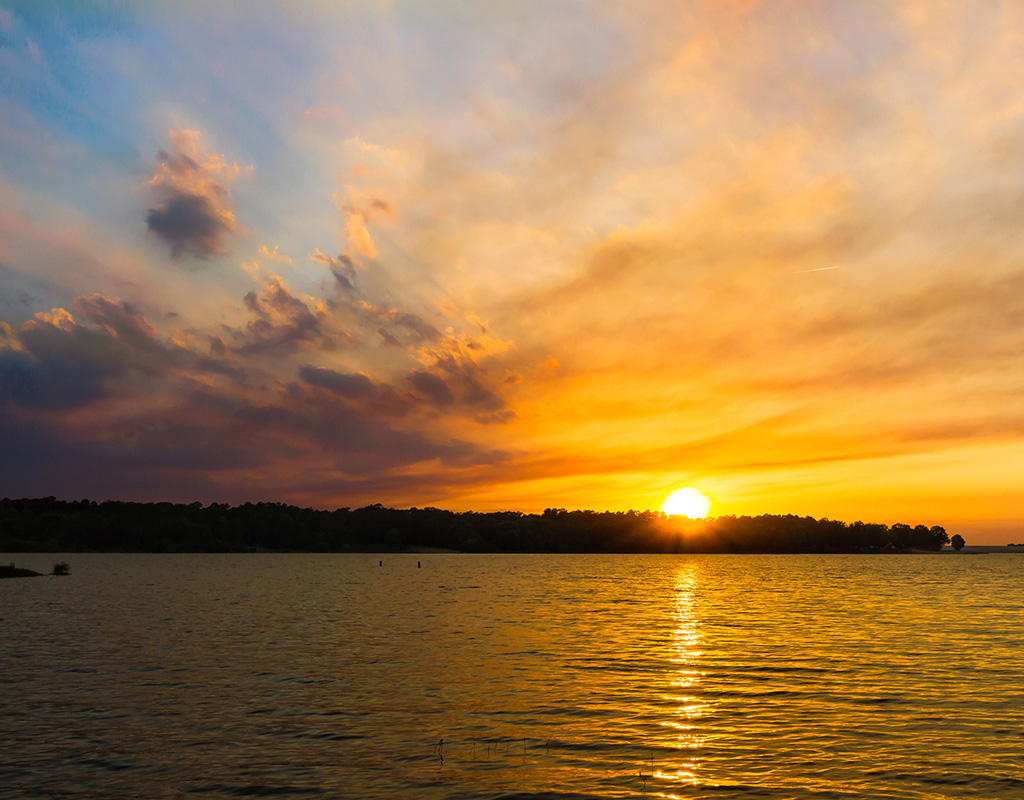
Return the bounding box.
[0,298,242,412]
[73,295,156,341]
[0,347,104,410]
[1,318,126,410]
[145,131,245,260]
[384,326,518,417]
[298,395,468,470]
[463,377,505,410]
[298,365,374,398]
[377,326,401,347]
[310,249,358,292]
[234,278,336,354]
[392,311,440,342]
[147,192,232,259]
[409,370,454,405]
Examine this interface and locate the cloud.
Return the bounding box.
[0,296,239,412]
[463,377,504,410]
[72,294,157,342]
[377,326,401,347]
[409,369,454,405]
[406,363,509,414]
[0,380,506,506]
[0,307,127,410]
[146,129,248,259]
[365,319,520,419]
[0,288,513,506]
[258,244,293,264]
[310,248,358,291]
[351,299,441,345]
[389,311,439,342]
[334,187,395,260]
[146,194,233,260]
[235,275,339,354]
[297,365,374,398]
[475,409,516,425]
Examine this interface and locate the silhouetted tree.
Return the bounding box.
[950,534,965,551]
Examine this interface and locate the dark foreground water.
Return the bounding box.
[2,553,1022,799]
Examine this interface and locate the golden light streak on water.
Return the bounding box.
[663,564,705,789]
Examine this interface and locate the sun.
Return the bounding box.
[661,487,712,518]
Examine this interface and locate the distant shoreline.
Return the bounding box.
[2,497,1011,554]
[6,544,1024,557]
[945,545,1024,554]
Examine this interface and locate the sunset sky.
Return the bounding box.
[1,1,1022,542]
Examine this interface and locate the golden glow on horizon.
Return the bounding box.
[661,488,712,519]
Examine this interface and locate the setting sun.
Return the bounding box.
[661,487,712,518]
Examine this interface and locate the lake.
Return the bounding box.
[2,553,1022,799]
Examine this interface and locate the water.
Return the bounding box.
[2,553,1022,799]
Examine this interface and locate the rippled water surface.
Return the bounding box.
[2,553,1022,799]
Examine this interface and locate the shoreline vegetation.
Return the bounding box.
[0,496,964,555]
[0,560,69,579]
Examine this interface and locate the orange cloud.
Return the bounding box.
[258,245,293,264]
[333,187,395,261]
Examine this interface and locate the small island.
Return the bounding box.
[1,563,43,579]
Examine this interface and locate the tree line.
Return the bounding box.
[0,497,954,553]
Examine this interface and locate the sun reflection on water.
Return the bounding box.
[658,565,706,791]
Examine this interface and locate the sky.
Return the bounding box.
[0,1,1022,542]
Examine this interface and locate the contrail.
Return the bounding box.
[795,265,840,273]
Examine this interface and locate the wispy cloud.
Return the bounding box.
[310,248,357,292]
